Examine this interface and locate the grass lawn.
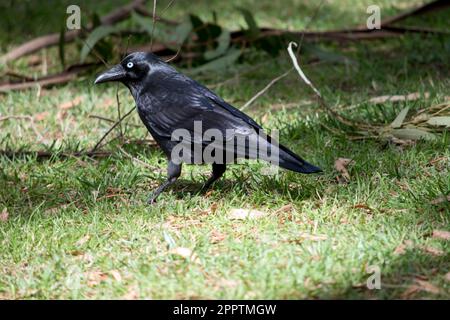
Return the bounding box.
[0,0,449,299]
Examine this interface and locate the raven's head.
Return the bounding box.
[94,52,167,87]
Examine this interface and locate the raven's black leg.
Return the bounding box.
[147,161,182,204]
[201,163,226,192]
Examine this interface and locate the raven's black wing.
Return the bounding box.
[200,87,263,131]
[137,73,259,141]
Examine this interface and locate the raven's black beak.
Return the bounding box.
[94,64,126,84]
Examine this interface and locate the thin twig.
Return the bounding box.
[287,41,374,130]
[88,114,141,128]
[91,106,136,152]
[118,146,159,170]
[160,0,176,15]
[115,86,124,139]
[165,45,182,63]
[240,68,292,111]
[150,0,157,51]
[287,42,322,97]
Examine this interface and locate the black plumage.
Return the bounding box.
[95,52,321,203]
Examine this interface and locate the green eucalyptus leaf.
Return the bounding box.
[190,48,241,75]
[391,106,410,128]
[131,11,154,34]
[392,128,437,141]
[426,116,450,127]
[204,30,231,60]
[163,230,176,249]
[237,7,259,38]
[172,19,193,46]
[304,44,356,65]
[80,25,118,62]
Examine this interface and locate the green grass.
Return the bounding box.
[0,0,449,299]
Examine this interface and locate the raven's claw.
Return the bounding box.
[147,194,158,205]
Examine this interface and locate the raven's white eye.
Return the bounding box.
[126,62,134,69]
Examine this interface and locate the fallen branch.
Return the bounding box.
[0,70,76,92]
[0,150,112,160]
[0,0,146,63]
[3,71,34,82]
[0,63,97,92]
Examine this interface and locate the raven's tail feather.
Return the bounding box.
[276,143,322,174]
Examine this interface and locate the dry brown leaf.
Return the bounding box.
[394,239,415,255]
[432,230,450,240]
[334,158,353,181]
[0,208,9,222]
[45,207,59,216]
[59,96,83,110]
[204,190,213,197]
[76,252,94,265]
[228,208,266,220]
[370,92,429,104]
[430,195,450,205]
[404,240,414,247]
[210,230,226,244]
[445,272,450,282]
[216,278,240,288]
[273,204,294,215]
[401,285,421,299]
[75,235,90,247]
[422,246,444,256]
[122,286,139,300]
[110,270,122,282]
[298,233,328,241]
[210,203,218,214]
[414,279,441,295]
[27,55,42,66]
[100,98,115,109]
[34,111,49,121]
[70,250,84,256]
[169,247,197,261]
[394,244,407,255]
[353,203,373,214]
[57,110,68,121]
[86,271,108,287]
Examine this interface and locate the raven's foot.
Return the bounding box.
[199,164,226,194]
[146,161,182,205]
[197,186,209,195]
[147,194,158,205]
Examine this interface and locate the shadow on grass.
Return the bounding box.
[326,249,449,299]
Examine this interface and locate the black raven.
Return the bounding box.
[95,52,321,203]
